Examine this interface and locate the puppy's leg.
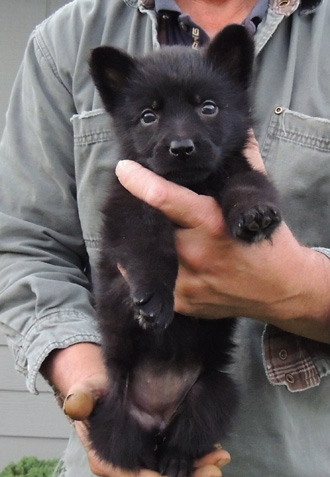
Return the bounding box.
[158,370,239,477]
[89,390,158,471]
[220,169,281,243]
[104,187,178,329]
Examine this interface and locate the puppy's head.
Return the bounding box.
[89,25,254,186]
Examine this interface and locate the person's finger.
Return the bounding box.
[63,387,95,420]
[194,448,231,469]
[115,160,222,229]
[63,374,109,421]
[193,464,223,477]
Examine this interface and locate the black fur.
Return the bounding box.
[88,25,281,477]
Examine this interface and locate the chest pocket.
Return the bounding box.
[261,108,330,247]
[71,109,119,269]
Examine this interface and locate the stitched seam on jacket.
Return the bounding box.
[33,29,72,95]
[270,127,330,152]
[74,130,113,146]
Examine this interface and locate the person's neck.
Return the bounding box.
[176,0,257,37]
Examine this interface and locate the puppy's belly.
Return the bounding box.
[127,361,201,432]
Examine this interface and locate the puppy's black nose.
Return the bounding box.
[169,139,195,157]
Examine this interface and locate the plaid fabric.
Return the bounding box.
[262,325,321,391]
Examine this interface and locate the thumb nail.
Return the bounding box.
[63,389,94,421]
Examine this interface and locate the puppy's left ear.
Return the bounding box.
[89,46,136,111]
[207,24,255,89]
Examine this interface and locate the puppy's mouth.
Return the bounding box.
[163,166,212,186]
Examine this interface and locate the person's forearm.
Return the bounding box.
[263,242,330,343]
[240,234,330,342]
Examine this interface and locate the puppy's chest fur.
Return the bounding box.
[127,359,202,432]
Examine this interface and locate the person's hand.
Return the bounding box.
[115,135,330,343]
[114,135,300,321]
[63,380,162,477]
[42,343,115,475]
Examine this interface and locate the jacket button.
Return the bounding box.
[279,0,290,6]
[275,106,284,115]
[285,373,295,384]
[279,349,288,360]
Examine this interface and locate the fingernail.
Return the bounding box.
[63,389,95,421]
[62,394,73,414]
[215,456,231,467]
[115,160,131,172]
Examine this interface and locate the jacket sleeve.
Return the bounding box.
[0,30,101,394]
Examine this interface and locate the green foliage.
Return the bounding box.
[0,457,59,477]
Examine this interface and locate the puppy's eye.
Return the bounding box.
[200,100,218,116]
[140,109,158,125]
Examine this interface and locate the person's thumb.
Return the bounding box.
[63,374,109,421]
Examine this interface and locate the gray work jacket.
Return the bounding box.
[0,0,330,475]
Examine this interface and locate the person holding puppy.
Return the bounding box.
[1,0,330,476]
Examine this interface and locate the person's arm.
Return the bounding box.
[0,29,100,393]
[115,139,330,344]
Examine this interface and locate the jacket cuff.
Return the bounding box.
[262,324,330,392]
[15,310,101,394]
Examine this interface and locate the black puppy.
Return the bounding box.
[88,25,281,477]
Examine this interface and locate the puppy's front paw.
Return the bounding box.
[231,205,281,243]
[133,290,174,329]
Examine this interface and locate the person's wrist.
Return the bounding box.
[266,233,330,342]
[41,342,105,396]
[41,343,110,420]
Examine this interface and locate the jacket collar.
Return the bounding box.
[138,0,323,14]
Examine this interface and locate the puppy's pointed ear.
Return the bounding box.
[89,46,136,111]
[206,24,255,89]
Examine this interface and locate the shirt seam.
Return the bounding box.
[33,28,72,96]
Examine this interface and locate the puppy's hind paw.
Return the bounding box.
[159,452,193,477]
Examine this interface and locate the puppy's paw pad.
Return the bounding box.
[233,205,281,243]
